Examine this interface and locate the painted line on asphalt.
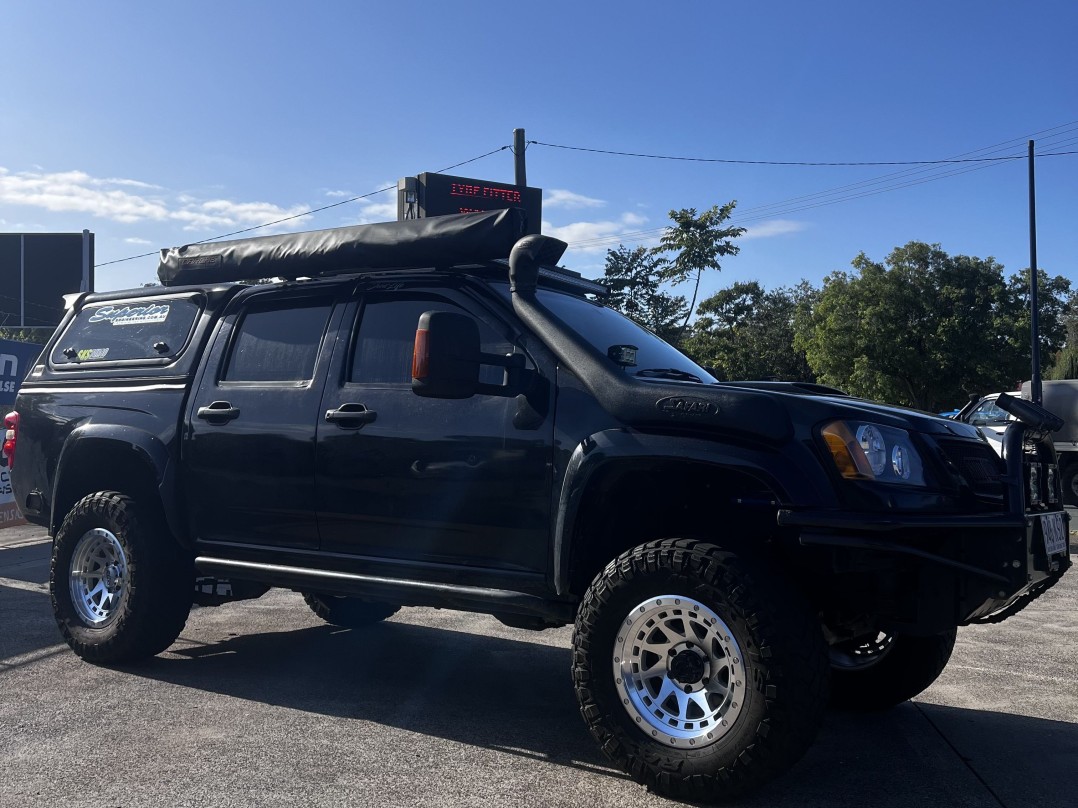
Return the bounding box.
[945,662,1077,686]
[0,536,51,550]
[0,576,48,594]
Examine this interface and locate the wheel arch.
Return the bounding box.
[553,429,821,599]
[51,426,183,545]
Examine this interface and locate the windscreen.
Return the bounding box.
[531,289,716,383]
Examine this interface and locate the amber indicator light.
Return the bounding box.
[412,329,430,380]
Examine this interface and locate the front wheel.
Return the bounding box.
[829,628,957,710]
[51,491,192,664]
[572,539,829,802]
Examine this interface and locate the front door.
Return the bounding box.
[315,289,554,579]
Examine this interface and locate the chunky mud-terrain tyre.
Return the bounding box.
[829,628,957,711]
[301,592,400,628]
[51,491,192,664]
[572,539,829,802]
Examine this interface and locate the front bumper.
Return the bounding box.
[778,423,1071,629]
[779,506,1070,625]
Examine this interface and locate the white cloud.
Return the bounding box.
[184,198,312,232]
[543,212,653,254]
[0,167,171,223]
[0,166,319,235]
[354,198,398,224]
[124,237,152,245]
[324,189,353,198]
[741,219,807,240]
[102,178,163,190]
[544,188,605,210]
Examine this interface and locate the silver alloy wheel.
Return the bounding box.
[829,631,895,670]
[613,595,747,748]
[68,528,129,626]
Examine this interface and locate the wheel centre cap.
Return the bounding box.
[669,648,707,684]
[103,563,122,592]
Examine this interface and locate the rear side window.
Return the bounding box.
[51,297,202,366]
[223,299,333,383]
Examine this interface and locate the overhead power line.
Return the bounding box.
[95,121,1078,268]
[560,121,1078,251]
[96,145,511,270]
[530,141,1026,166]
[529,119,1078,167]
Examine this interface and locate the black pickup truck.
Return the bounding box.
[7,209,1070,801]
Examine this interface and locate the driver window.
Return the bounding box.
[350,297,514,386]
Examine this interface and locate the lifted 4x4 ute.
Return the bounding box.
[8,209,1071,802]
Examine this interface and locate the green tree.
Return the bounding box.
[683,281,815,381]
[599,245,687,343]
[794,242,1070,411]
[1001,270,1073,382]
[654,202,746,330]
[0,327,48,344]
[1048,290,1078,379]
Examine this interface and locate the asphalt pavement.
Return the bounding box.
[1,522,1076,808]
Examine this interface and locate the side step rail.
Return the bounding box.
[194,556,574,622]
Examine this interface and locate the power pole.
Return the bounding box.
[513,128,527,186]
[1029,140,1042,404]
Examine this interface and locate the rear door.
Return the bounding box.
[314,287,555,579]
[185,286,343,550]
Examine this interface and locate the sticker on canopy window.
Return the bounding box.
[77,348,110,360]
[88,304,170,326]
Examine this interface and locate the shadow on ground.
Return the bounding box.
[120,619,1078,807]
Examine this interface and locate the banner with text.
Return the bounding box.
[0,339,44,527]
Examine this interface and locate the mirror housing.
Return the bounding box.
[411,311,481,399]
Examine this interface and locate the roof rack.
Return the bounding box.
[158,209,532,287]
[478,260,608,297]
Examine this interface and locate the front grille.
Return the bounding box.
[937,440,1005,497]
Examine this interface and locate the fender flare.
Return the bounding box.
[52,424,183,542]
[551,428,837,596]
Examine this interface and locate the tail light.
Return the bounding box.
[3,411,18,469]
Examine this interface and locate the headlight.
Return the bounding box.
[821,420,926,486]
[856,424,887,475]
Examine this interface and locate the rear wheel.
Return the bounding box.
[301,592,399,628]
[829,628,957,710]
[51,491,191,664]
[572,539,829,801]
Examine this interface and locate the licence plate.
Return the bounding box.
[1041,512,1068,557]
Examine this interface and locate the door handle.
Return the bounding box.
[196,400,241,422]
[325,403,377,428]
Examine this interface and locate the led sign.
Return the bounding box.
[399,173,542,235]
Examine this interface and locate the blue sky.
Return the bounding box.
[1,1,1076,305]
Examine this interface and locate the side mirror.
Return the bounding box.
[411,311,480,399]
